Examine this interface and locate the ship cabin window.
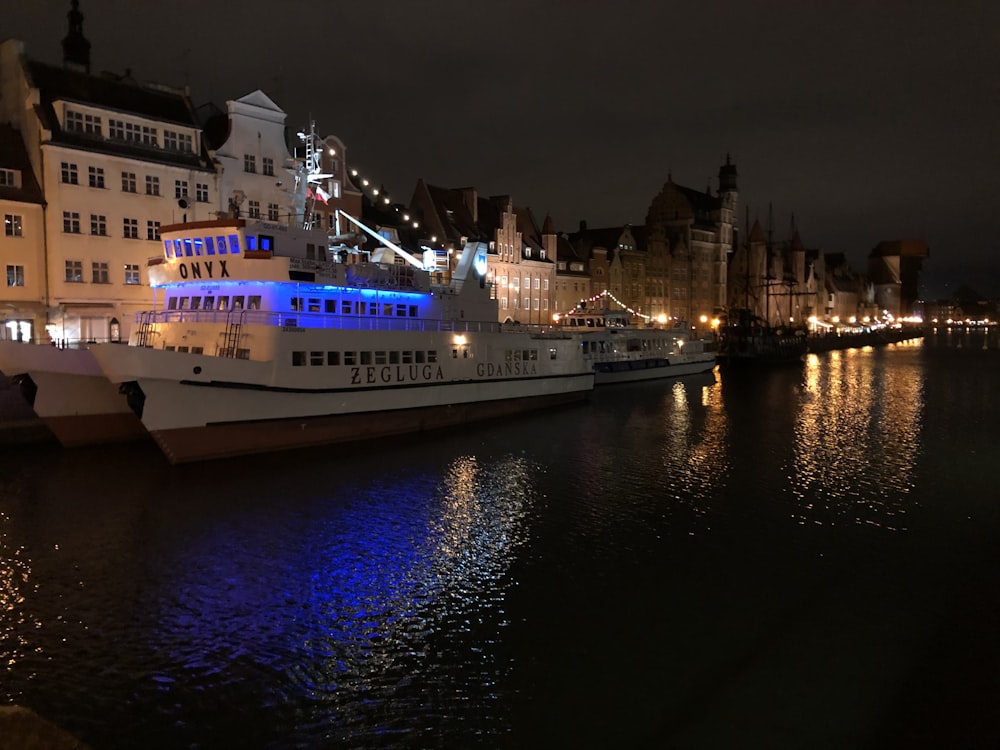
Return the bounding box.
[205,237,215,255]
[167,297,178,310]
[375,351,387,365]
[327,351,339,365]
[292,351,306,366]
[360,352,372,365]
[203,295,215,309]
[395,304,407,317]
[183,239,194,257]
[192,347,204,355]
[232,296,245,310]
[415,350,426,364]
[369,305,378,316]
[190,296,201,310]
[178,297,190,310]
[248,295,261,310]
[310,351,324,366]
[382,303,394,316]
[246,235,257,251]
[259,235,274,251]
[177,346,189,353]
[341,301,352,315]
[165,345,175,351]
[192,238,204,256]
[291,297,302,311]
[216,236,229,254]
[356,301,367,315]
[217,296,229,310]
[236,349,250,360]
[228,235,240,254]
[323,300,334,313]
[344,351,357,366]
[549,347,558,360]
[428,350,438,363]
[163,239,172,258]
[401,351,414,364]
[307,298,320,312]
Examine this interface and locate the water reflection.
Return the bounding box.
[126,450,534,745]
[793,346,924,529]
[0,509,40,673]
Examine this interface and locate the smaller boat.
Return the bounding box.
[716,308,808,365]
[540,308,717,385]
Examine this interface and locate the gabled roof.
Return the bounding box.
[0,125,44,204]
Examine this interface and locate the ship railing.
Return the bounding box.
[131,309,505,335]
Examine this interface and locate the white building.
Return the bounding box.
[202,90,305,227]
[0,11,217,344]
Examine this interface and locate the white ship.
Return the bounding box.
[0,341,145,445]
[541,308,717,385]
[86,216,594,463]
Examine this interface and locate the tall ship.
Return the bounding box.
[716,308,808,365]
[82,216,594,463]
[542,307,716,384]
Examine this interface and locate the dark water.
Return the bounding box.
[2,329,1000,749]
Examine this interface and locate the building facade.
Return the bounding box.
[0,24,216,344]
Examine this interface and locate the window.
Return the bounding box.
[141,126,157,146]
[0,168,18,187]
[267,202,279,221]
[122,171,136,192]
[145,175,160,195]
[123,218,139,239]
[66,110,101,135]
[196,183,208,202]
[175,180,188,199]
[92,261,109,284]
[147,221,160,240]
[62,211,80,233]
[244,154,256,173]
[88,166,105,188]
[4,214,23,237]
[61,162,78,184]
[164,130,193,152]
[6,264,24,287]
[65,260,83,282]
[90,214,107,235]
[248,200,260,218]
[124,263,140,285]
[262,157,274,176]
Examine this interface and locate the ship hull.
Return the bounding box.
[0,342,147,445]
[147,387,587,463]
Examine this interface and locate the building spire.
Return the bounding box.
[62,0,91,74]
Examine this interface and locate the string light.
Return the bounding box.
[558,289,653,321]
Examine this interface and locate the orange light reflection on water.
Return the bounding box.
[793,346,924,529]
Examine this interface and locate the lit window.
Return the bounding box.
[65,260,83,282]
[6,264,25,287]
[124,263,140,285]
[4,214,23,237]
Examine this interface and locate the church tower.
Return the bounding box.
[62,0,91,73]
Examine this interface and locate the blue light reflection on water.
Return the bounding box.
[0,446,540,747]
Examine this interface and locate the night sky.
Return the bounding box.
[5,1,998,298]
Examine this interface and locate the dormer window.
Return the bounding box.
[0,168,19,188]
